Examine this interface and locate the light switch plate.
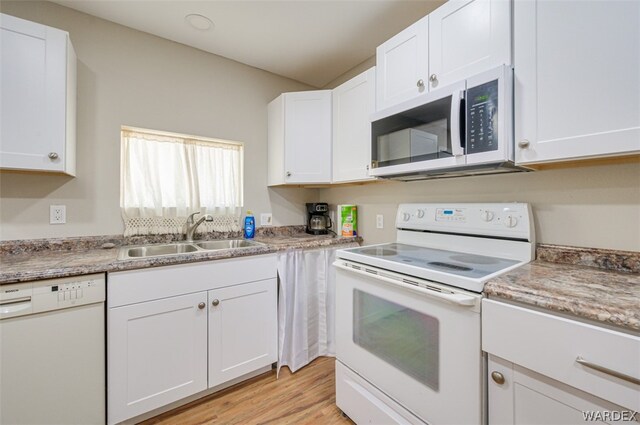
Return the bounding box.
[260,213,273,226]
[376,214,384,229]
[50,205,66,224]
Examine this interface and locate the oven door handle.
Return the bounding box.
[334,262,478,307]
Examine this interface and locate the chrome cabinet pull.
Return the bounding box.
[286,171,292,177]
[417,79,425,88]
[429,74,438,83]
[198,302,205,309]
[518,140,530,149]
[48,152,59,160]
[212,299,220,307]
[576,356,640,385]
[491,371,505,385]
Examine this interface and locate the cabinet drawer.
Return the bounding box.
[482,299,640,411]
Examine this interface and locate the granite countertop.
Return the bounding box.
[484,245,640,332]
[0,232,360,285]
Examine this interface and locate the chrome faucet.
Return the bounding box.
[185,212,214,242]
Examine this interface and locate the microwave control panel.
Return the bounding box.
[466,79,499,154]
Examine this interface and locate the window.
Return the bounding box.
[120,127,243,236]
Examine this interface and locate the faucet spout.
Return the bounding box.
[185,212,214,242]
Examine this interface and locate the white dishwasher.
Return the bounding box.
[0,274,106,425]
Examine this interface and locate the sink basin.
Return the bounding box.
[117,239,264,260]
[124,243,199,258]
[195,239,263,250]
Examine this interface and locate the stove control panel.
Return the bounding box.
[396,203,533,241]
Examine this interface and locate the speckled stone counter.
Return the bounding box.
[0,231,361,284]
[485,245,640,332]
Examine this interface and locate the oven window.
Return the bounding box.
[353,289,439,391]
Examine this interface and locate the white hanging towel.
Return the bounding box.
[277,244,358,375]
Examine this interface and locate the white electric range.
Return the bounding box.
[334,203,535,425]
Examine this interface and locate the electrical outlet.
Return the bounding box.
[376,214,384,229]
[260,213,273,226]
[50,205,66,224]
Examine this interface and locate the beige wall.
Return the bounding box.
[320,162,640,251]
[0,1,318,241]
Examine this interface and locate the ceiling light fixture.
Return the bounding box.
[185,14,214,31]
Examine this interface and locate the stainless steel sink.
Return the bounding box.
[195,239,262,250]
[117,239,264,260]
[123,243,199,258]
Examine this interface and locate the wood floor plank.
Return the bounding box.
[141,357,353,425]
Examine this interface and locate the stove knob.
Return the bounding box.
[504,214,518,228]
[402,212,411,222]
[481,210,495,222]
[416,209,425,219]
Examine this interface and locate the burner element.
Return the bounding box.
[450,254,500,265]
[359,248,397,256]
[427,262,473,272]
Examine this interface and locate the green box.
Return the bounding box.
[338,205,357,237]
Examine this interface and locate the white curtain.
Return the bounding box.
[120,128,243,235]
[277,243,359,374]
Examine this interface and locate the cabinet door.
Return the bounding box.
[0,14,70,173]
[376,16,429,111]
[428,0,511,90]
[283,90,332,184]
[108,292,208,424]
[208,279,277,388]
[488,355,626,425]
[515,0,640,165]
[332,67,376,183]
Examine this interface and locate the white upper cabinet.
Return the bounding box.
[428,0,511,90]
[268,90,332,185]
[0,13,76,175]
[376,16,429,111]
[375,0,511,111]
[332,67,376,183]
[514,0,640,165]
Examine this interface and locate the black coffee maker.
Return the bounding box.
[306,203,332,235]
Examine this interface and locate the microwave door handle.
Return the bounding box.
[450,88,464,157]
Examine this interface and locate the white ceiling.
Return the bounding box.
[53,1,445,88]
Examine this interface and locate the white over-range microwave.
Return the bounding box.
[370,65,528,180]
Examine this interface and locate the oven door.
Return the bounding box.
[334,260,484,425]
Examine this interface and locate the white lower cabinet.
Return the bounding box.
[108,293,208,424]
[208,279,277,388]
[107,255,277,424]
[488,355,633,425]
[483,299,640,424]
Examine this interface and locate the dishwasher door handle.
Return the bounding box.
[0,298,32,318]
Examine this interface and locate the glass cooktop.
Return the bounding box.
[344,243,519,280]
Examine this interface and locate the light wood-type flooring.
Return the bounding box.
[141,357,354,425]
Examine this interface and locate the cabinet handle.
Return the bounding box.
[286,171,292,177]
[518,140,530,149]
[429,74,438,83]
[576,356,640,385]
[48,152,59,160]
[198,302,205,309]
[366,164,369,171]
[491,371,505,385]
[212,299,220,307]
[416,79,425,88]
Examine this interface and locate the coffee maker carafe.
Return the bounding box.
[306,203,332,235]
